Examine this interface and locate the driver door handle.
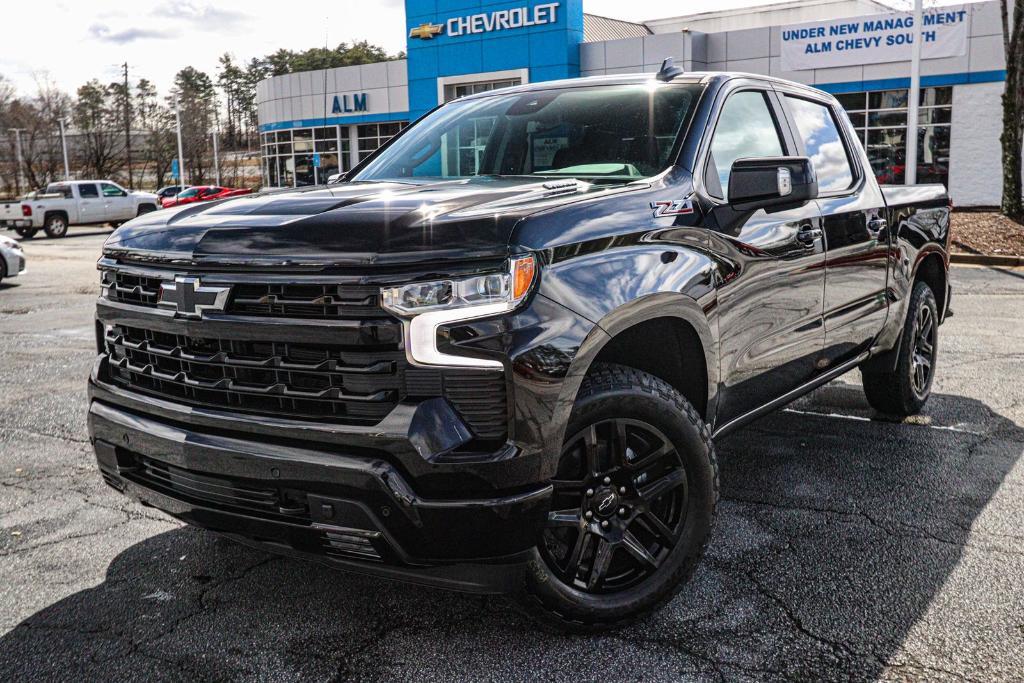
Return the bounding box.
[797,225,823,246]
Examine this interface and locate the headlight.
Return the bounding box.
[381,254,537,369]
[0,235,19,250]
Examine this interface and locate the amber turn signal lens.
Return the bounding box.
[512,255,536,301]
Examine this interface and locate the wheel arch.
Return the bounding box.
[546,293,719,463]
[913,250,948,321]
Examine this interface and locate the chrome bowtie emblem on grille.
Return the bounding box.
[158,276,230,318]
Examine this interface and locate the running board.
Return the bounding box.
[711,351,870,439]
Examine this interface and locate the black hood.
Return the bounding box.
[104,177,610,268]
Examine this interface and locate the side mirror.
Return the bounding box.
[728,157,817,212]
[326,172,345,184]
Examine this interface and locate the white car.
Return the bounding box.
[0,180,159,239]
[0,234,26,284]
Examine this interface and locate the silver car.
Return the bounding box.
[0,234,26,284]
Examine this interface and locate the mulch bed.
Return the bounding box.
[951,211,1024,257]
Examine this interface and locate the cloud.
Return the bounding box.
[149,1,250,30]
[88,23,174,44]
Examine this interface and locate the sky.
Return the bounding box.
[0,0,948,98]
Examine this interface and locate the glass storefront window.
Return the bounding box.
[260,122,401,186]
[446,79,521,102]
[868,111,907,128]
[840,86,952,188]
[866,128,907,184]
[868,89,909,110]
[356,122,408,162]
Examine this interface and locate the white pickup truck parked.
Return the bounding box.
[0,180,159,238]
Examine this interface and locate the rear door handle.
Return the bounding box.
[797,225,823,246]
[867,218,887,238]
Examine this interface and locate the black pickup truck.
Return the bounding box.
[88,68,951,630]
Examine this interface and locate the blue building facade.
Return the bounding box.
[404,0,584,119]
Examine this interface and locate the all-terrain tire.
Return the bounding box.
[516,362,718,632]
[862,281,939,416]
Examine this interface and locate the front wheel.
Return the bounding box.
[517,363,718,632]
[43,214,68,238]
[862,281,939,416]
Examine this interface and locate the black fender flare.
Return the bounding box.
[541,291,720,465]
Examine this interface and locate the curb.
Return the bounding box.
[950,253,1023,267]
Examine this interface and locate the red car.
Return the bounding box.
[161,185,253,209]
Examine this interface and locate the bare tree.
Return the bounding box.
[74,80,124,180]
[16,77,73,188]
[136,79,177,187]
[1002,1,1024,217]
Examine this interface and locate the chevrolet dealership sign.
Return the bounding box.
[409,2,560,40]
[781,6,968,71]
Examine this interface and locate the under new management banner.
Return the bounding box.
[780,6,969,72]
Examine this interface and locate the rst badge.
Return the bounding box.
[158,276,231,319]
[650,198,695,218]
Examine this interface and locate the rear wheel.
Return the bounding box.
[43,213,68,238]
[862,281,939,416]
[14,227,36,239]
[517,363,718,632]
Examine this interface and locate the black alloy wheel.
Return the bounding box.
[518,363,717,632]
[911,303,936,397]
[862,280,939,416]
[542,418,688,594]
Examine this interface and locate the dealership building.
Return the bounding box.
[255,0,1005,206]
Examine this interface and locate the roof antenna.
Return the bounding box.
[657,57,684,82]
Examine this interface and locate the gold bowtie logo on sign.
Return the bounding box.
[409,23,444,40]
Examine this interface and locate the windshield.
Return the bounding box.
[176,188,200,199]
[354,83,704,184]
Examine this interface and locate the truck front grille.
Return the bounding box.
[105,324,402,422]
[98,264,509,441]
[104,271,383,319]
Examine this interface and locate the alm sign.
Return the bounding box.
[331,93,368,114]
[780,6,968,71]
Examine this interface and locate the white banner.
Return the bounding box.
[780,6,969,72]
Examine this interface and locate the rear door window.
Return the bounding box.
[707,91,785,199]
[784,96,856,193]
[78,184,99,198]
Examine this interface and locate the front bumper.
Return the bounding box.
[1,249,24,277]
[88,391,551,593]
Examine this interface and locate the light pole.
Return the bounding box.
[905,0,923,185]
[211,128,221,185]
[174,99,186,187]
[8,128,24,195]
[58,119,71,181]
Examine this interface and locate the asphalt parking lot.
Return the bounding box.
[1,227,1022,682]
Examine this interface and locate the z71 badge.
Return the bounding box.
[650,198,695,217]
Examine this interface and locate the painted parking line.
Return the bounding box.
[781,407,983,436]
